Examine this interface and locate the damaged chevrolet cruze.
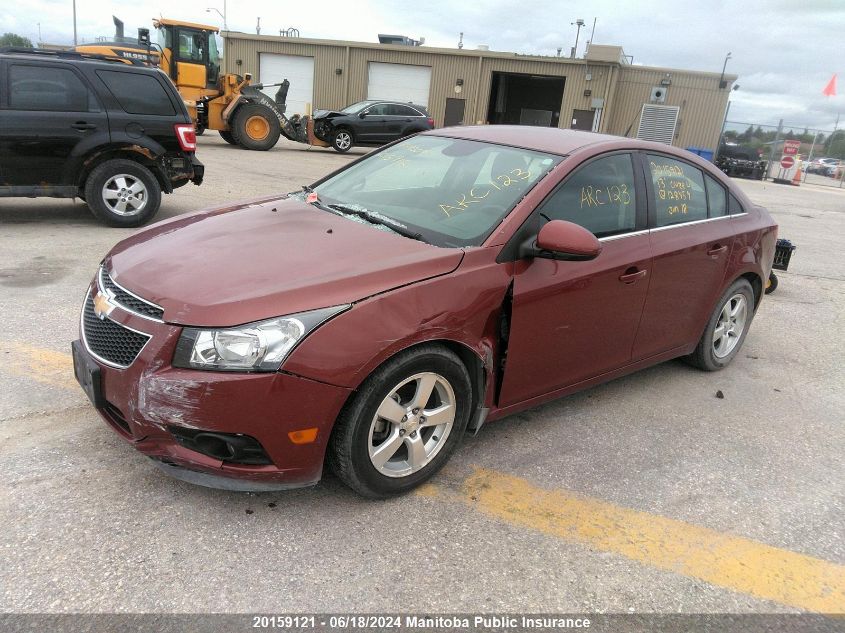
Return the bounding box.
[73,126,777,498]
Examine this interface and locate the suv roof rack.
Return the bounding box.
[0,47,146,66]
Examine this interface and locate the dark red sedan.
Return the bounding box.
[73,127,777,497]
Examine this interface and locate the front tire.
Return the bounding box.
[232,103,281,151]
[332,128,353,153]
[329,345,472,498]
[687,278,754,371]
[84,159,161,227]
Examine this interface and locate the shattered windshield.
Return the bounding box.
[307,135,561,248]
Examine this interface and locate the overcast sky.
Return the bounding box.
[3,0,842,130]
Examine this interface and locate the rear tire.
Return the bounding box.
[686,278,754,371]
[765,272,778,294]
[232,103,281,151]
[84,159,161,227]
[328,345,472,498]
[219,130,238,145]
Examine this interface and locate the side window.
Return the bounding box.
[647,154,707,226]
[97,71,176,116]
[389,104,419,116]
[704,175,727,217]
[365,103,389,116]
[729,194,745,215]
[537,153,637,238]
[9,64,94,112]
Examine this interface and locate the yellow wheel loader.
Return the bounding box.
[76,17,325,151]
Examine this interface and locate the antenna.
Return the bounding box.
[458,32,463,49]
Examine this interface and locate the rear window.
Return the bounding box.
[97,70,175,115]
[9,64,95,112]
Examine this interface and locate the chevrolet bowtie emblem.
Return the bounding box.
[93,290,116,320]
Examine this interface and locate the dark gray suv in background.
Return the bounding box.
[312,100,434,153]
[0,48,203,226]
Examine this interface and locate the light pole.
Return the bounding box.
[72,0,77,45]
[718,52,732,89]
[206,0,227,30]
[570,19,585,58]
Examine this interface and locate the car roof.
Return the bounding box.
[425,125,691,157]
[0,48,151,70]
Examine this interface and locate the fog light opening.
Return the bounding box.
[167,426,273,465]
[194,433,237,460]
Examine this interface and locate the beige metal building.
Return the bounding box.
[222,31,737,152]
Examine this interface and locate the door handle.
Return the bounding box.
[619,269,647,284]
[71,122,97,131]
[707,244,728,256]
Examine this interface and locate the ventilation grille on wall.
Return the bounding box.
[650,86,667,103]
[636,104,680,145]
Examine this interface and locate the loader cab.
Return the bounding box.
[154,19,221,94]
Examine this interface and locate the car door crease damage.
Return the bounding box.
[71,127,776,497]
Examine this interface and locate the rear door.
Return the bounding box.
[631,153,734,359]
[93,69,184,154]
[0,61,108,186]
[499,152,653,406]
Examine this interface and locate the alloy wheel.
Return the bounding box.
[335,131,351,150]
[368,372,456,478]
[101,174,148,216]
[712,293,748,358]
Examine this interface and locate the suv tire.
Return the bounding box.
[232,104,281,151]
[84,159,162,228]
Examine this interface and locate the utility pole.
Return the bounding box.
[713,100,732,163]
[72,0,78,46]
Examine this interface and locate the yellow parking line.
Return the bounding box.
[431,468,845,613]
[0,342,75,390]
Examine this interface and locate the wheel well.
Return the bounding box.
[337,340,486,430]
[740,272,763,309]
[78,149,168,194]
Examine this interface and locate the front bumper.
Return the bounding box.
[75,281,351,490]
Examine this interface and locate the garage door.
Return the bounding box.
[367,62,431,107]
[258,53,314,116]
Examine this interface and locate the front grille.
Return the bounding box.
[100,269,164,321]
[82,294,150,368]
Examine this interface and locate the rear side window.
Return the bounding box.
[646,154,707,226]
[729,194,745,215]
[537,153,637,238]
[9,64,94,112]
[389,104,420,116]
[704,175,727,217]
[97,71,175,115]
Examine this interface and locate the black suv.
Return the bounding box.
[0,49,203,226]
[312,100,434,153]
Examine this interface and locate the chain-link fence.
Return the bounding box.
[719,121,845,188]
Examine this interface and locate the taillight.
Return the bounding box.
[174,124,197,151]
[427,117,435,127]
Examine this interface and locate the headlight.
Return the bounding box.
[173,305,349,372]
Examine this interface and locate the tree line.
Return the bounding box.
[725,125,845,159]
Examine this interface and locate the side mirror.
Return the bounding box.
[358,111,368,118]
[520,220,602,261]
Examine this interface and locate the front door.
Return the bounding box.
[0,61,107,186]
[499,152,652,406]
[356,103,391,143]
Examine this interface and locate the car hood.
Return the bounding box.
[105,197,463,327]
[312,109,348,120]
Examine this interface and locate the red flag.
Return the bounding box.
[822,74,837,97]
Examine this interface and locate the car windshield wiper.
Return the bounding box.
[327,203,425,242]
